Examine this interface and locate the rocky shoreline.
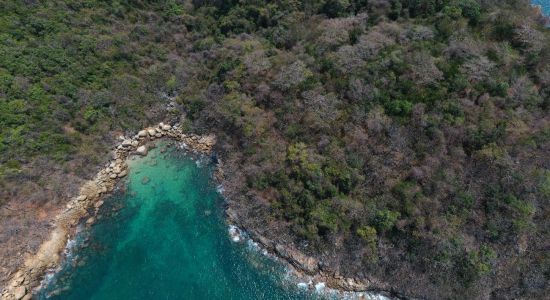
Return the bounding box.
[225,210,410,300]
[0,123,215,300]
[1,122,403,300]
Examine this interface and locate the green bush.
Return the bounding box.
[456,0,481,23]
[385,99,413,117]
[539,171,550,198]
[373,209,401,233]
[357,225,377,243]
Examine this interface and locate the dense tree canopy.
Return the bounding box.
[0,0,549,298]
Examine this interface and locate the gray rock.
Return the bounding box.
[136,145,148,156]
[275,244,319,274]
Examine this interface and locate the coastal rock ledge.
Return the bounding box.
[0,123,216,300]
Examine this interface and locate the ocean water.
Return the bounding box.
[532,0,550,16]
[38,143,319,300]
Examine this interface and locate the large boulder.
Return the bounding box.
[198,135,216,148]
[136,145,148,156]
[13,286,26,300]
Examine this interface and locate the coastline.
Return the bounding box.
[0,123,215,300]
[1,122,403,300]
[225,211,410,300]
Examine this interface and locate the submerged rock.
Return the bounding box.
[314,282,326,292]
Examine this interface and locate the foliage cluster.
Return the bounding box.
[1,0,549,297]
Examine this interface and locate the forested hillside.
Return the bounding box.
[1,0,549,298]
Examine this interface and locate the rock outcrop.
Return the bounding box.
[224,208,394,297]
[275,244,319,274]
[136,145,148,156]
[0,123,216,300]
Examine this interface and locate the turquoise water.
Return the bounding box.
[38,143,318,300]
[532,0,550,16]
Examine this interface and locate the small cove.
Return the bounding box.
[37,143,320,300]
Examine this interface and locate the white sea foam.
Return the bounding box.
[194,156,209,168]
[315,282,326,292]
[246,239,259,250]
[297,282,308,290]
[226,223,394,300]
[63,241,77,264]
[228,225,241,242]
[38,226,85,291]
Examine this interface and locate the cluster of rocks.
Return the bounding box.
[271,238,375,292]
[1,123,216,300]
